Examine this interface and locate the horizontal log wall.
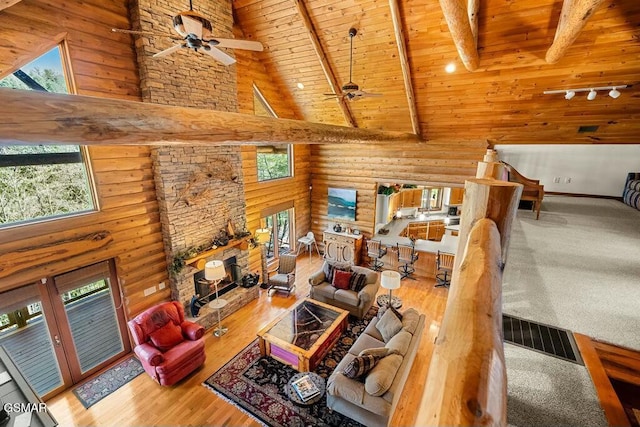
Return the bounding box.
[235,39,311,274]
[0,0,169,316]
[310,141,488,246]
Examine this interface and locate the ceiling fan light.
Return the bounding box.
[609,87,620,98]
[564,90,575,100]
[587,89,597,101]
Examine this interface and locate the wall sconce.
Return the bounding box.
[543,85,628,100]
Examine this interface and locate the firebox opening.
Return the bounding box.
[193,256,241,302]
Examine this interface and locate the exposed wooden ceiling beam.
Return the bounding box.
[545,0,606,63]
[439,0,479,71]
[0,89,421,146]
[389,0,421,136]
[0,0,21,12]
[291,0,357,128]
[468,0,479,45]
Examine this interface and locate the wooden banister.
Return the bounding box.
[416,173,522,426]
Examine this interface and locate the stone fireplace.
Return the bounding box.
[130,0,259,327]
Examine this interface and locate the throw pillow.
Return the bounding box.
[324,262,351,283]
[149,322,184,352]
[364,353,403,396]
[359,347,390,359]
[332,270,352,290]
[348,272,368,292]
[401,308,420,335]
[343,354,378,379]
[385,330,412,356]
[376,308,403,343]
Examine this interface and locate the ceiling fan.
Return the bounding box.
[113,0,263,66]
[324,28,383,101]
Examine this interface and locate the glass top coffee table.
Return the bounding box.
[257,298,349,372]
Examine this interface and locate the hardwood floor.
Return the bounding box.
[46,255,450,426]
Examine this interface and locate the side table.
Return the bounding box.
[285,372,325,406]
[376,294,403,309]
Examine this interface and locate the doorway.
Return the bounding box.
[262,207,295,262]
[0,260,130,399]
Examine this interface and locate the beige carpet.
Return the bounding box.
[503,196,640,350]
[502,195,640,427]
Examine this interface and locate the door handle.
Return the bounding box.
[54,335,61,346]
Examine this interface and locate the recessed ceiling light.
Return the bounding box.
[445,63,456,73]
[296,82,304,89]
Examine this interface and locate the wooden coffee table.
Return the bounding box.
[257,298,348,372]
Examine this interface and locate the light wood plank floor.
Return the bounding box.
[46,255,449,426]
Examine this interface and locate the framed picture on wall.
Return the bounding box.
[328,188,356,221]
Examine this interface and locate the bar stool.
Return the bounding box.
[397,243,419,280]
[366,239,387,271]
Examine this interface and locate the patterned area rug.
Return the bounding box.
[73,356,144,409]
[203,306,378,427]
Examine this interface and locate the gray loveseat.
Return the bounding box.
[308,261,379,319]
[326,308,426,427]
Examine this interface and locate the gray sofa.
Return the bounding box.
[308,261,379,319]
[326,309,426,427]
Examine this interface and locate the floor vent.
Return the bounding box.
[503,314,583,365]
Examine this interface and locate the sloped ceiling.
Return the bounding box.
[234,0,640,143]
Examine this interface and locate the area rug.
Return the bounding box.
[203,307,378,427]
[73,356,144,409]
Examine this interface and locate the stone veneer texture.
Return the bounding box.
[129,0,249,309]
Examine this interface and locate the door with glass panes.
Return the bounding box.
[0,260,130,399]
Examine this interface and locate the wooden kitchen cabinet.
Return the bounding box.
[449,187,465,205]
[323,231,363,265]
[401,189,423,208]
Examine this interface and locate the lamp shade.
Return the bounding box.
[204,260,225,281]
[255,228,271,244]
[380,270,401,290]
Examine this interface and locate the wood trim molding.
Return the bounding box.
[389,0,421,136]
[545,0,606,63]
[291,0,356,128]
[0,88,421,146]
[438,0,479,71]
[573,333,631,427]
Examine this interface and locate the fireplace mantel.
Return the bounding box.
[185,237,251,270]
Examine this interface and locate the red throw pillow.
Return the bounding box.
[149,322,184,352]
[332,270,352,290]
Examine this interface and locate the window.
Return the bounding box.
[421,187,443,211]
[0,45,96,228]
[253,85,292,182]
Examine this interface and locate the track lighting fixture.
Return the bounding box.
[609,87,621,99]
[543,85,629,100]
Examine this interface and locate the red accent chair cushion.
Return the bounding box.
[128,301,206,386]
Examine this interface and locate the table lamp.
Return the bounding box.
[254,228,271,288]
[205,260,228,337]
[380,270,401,308]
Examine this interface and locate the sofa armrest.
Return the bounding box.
[135,343,164,366]
[181,321,204,341]
[309,270,326,286]
[358,283,378,306]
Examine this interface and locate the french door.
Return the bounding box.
[263,207,295,262]
[0,260,130,399]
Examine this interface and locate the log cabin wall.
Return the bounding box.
[0,0,169,316]
[310,141,488,244]
[234,39,312,275]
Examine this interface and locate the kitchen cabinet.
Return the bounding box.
[323,231,362,265]
[449,187,465,205]
[387,193,401,223]
[401,189,423,208]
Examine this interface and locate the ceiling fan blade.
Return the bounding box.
[361,92,383,97]
[182,15,203,39]
[211,38,264,52]
[153,44,183,58]
[203,46,236,66]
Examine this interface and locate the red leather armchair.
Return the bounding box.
[128,301,206,386]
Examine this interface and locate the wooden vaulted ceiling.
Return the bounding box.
[233,0,640,143]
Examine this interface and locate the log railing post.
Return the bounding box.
[415,174,522,426]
